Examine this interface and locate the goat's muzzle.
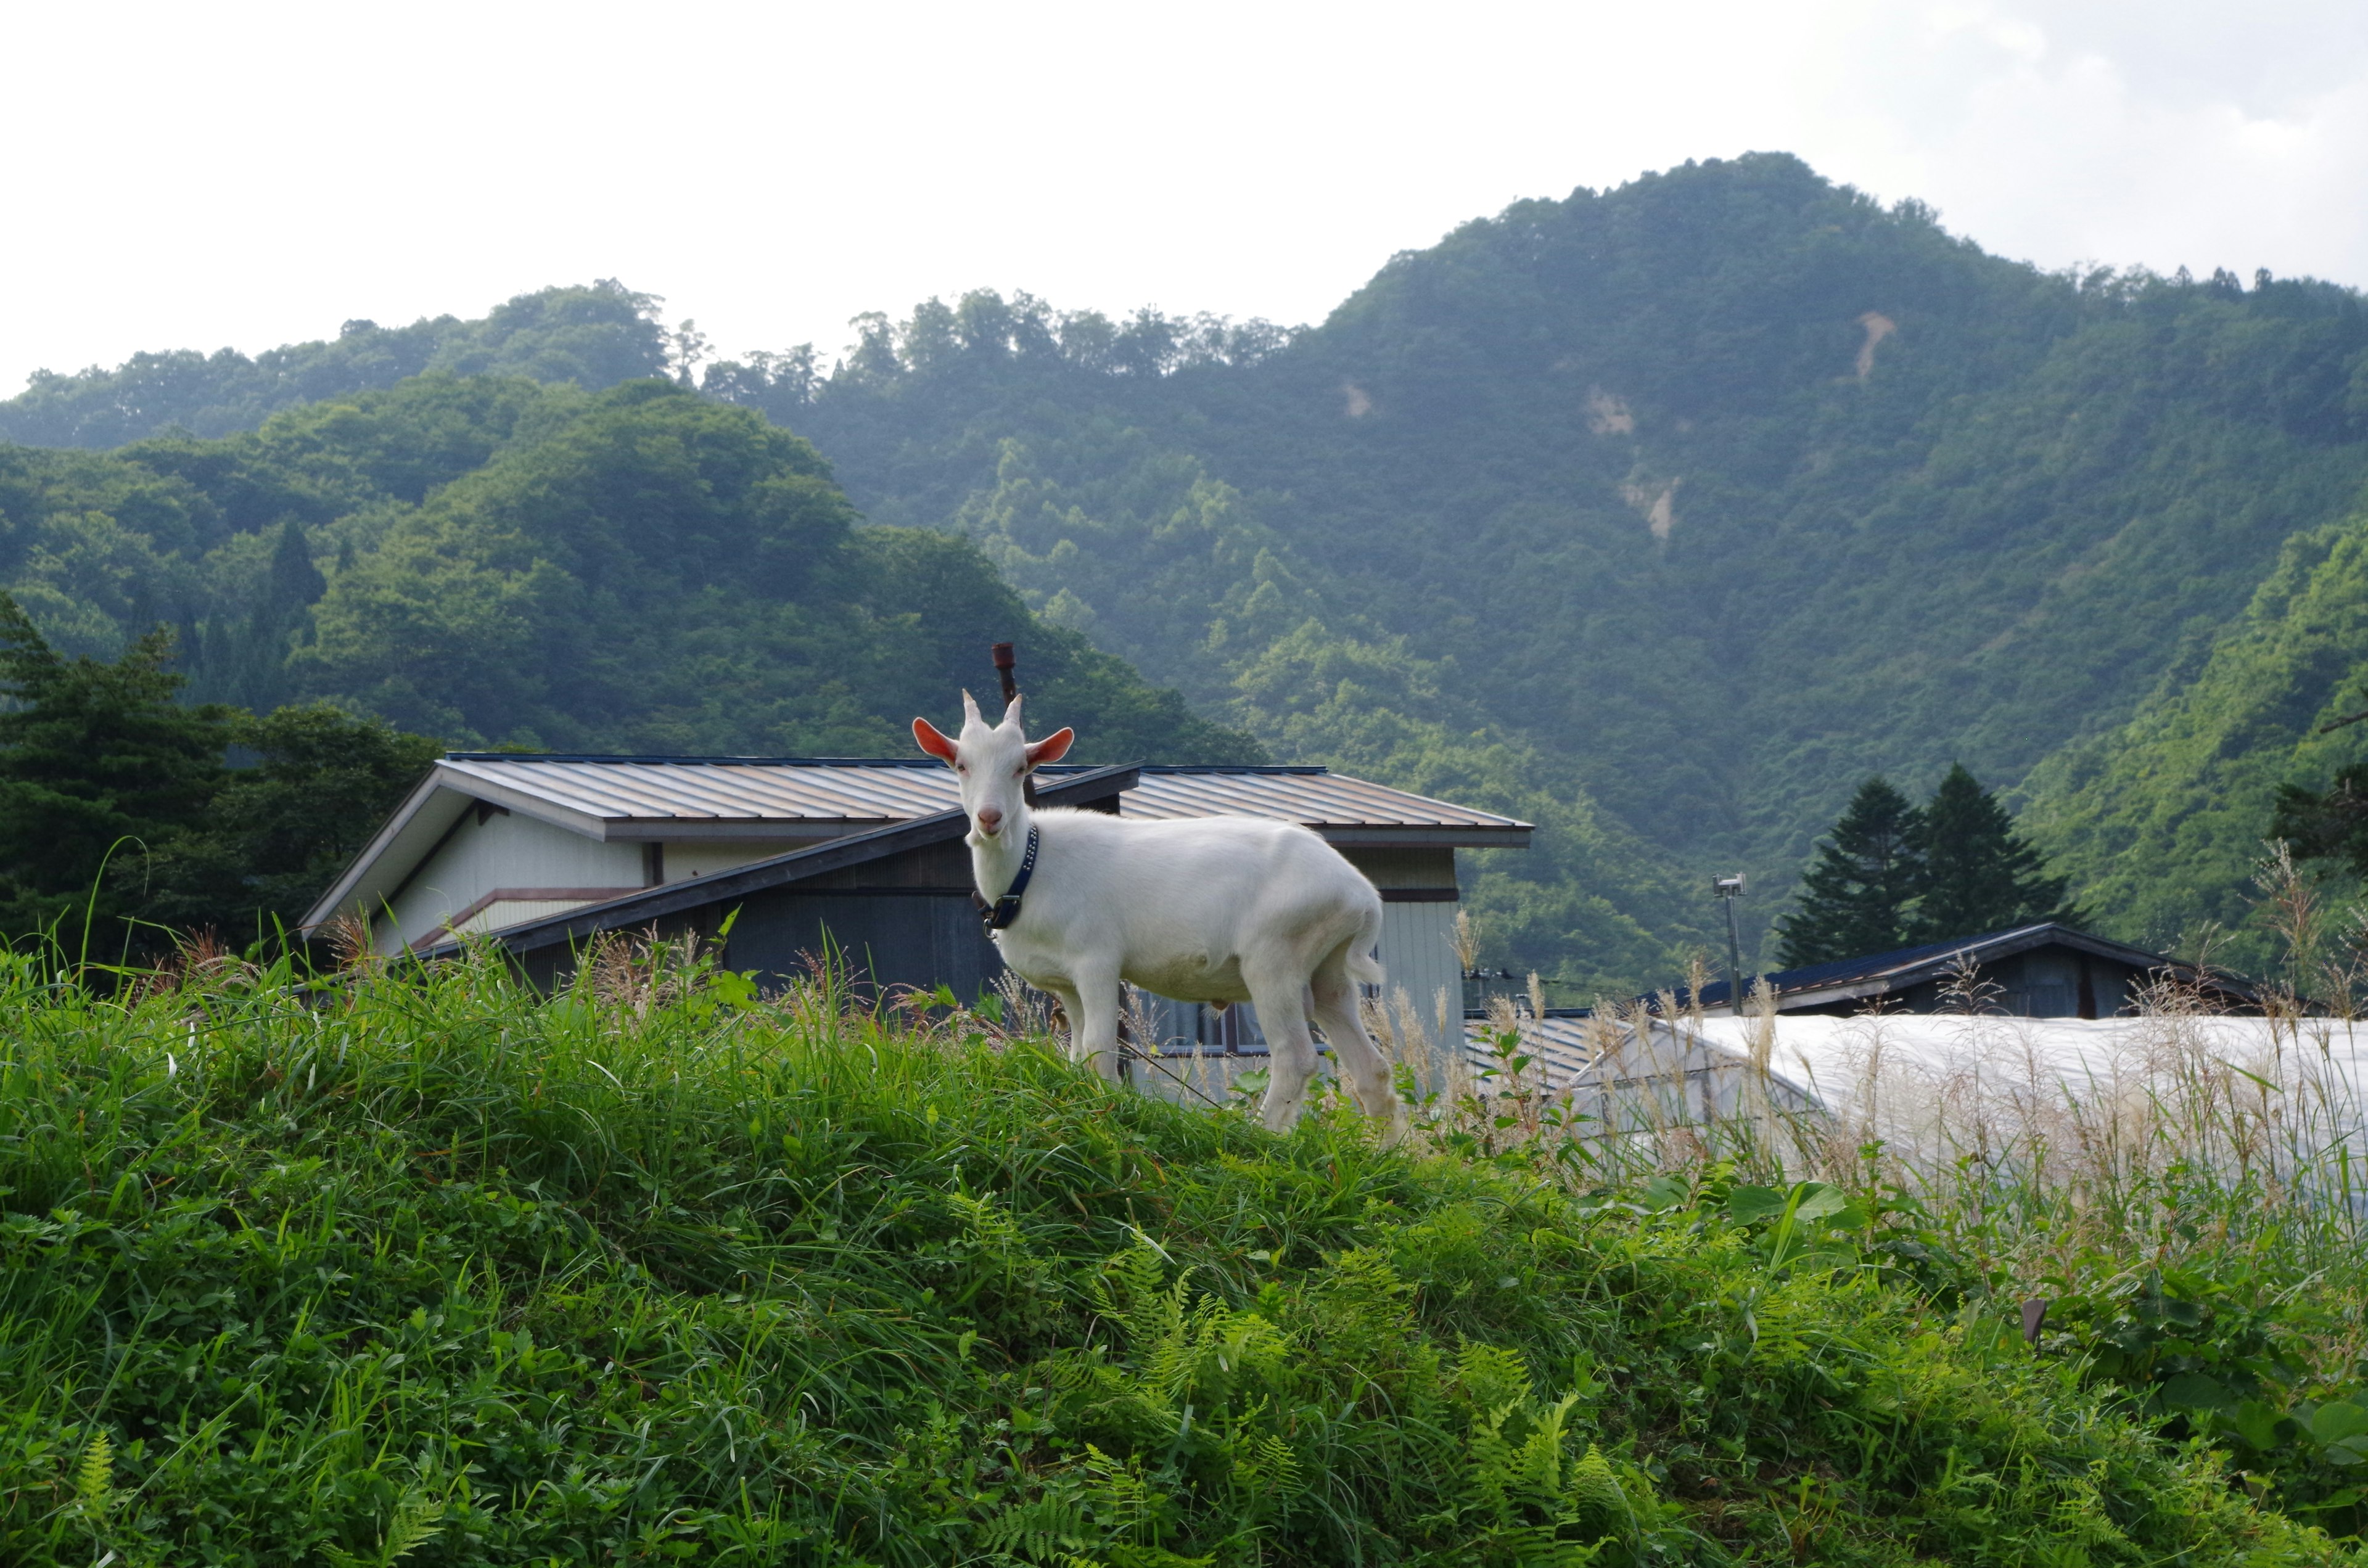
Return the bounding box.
[975,807,1005,835]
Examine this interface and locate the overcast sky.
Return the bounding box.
[6,0,2366,392]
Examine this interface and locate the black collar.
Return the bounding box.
[975,823,1040,930]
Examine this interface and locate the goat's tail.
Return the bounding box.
[1347,900,1387,991]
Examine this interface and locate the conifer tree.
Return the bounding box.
[1774,776,1925,967]
[0,594,234,939]
[1910,763,2077,940]
[2271,764,2368,876]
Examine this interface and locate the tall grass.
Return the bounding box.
[1400,880,2368,1539]
[0,932,2356,1564]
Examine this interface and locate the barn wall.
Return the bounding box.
[383,811,641,952]
[1377,900,1462,1046]
[662,839,809,882]
[711,839,1003,1003]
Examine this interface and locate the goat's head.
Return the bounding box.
[913,692,1074,842]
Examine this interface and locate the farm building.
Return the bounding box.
[302,752,1531,1059]
[1682,922,2258,1018]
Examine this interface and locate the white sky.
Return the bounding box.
[6,0,2366,391]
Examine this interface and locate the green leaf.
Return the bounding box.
[2309,1399,2368,1445]
[2227,1399,2286,1451]
[1726,1185,1786,1225]
[1639,1175,1690,1212]
[1790,1183,1849,1223]
[2161,1372,2230,1410]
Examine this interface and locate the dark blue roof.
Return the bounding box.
[1685,922,2195,1010]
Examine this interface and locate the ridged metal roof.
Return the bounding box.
[1122,768,1528,834]
[432,755,1530,837]
[440,756,958,824]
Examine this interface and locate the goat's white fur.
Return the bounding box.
[915,692,1402,1138]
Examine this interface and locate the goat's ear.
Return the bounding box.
[913,717,960,763]
[1025,727,1075,768]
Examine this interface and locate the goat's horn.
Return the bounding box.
[960,689,984,726]
[1002,692,1024,730]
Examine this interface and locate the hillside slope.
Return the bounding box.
[732,154,2368,959]
[2023,504,2368,967]
[0,374,1257,765]
[0,281,671,447]
[1,954,2344,1565]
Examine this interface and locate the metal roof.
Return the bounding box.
[300,753,1530,935]
[1683,922,2252,1012]
[427,754,1530,844]
[438,755,962,832]
[1120,767,1529,843]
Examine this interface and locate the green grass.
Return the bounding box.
[0,942,2357,1566]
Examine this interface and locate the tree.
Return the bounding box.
[0,594,234,942]
[130,704,442,945]
[1773,777,1925,967]
[2270,765,2368,876]
[1911,763,2077,940]
[191,518,328,710]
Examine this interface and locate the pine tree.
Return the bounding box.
[0,594,234,939]
[1910,763,2077,941]
[2271,765,2368,876]
[135,704,442,942]
[1774,777,1925,967]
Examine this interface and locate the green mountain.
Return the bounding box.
[2023,502,2368,969]
[716,154,2368,971]
[0,281,672,448]
[0,374,1257,768]
[13,152,2368,987]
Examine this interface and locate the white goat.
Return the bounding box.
[915,692,1404,1138]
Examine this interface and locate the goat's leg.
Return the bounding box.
[1066,967,1125,1084]
[1311,954,1407,1146]
[1042,980,1090,1069]
[1246,963,1318,1132]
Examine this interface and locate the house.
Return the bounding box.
[1680,922,2258,1017]
[302,752,1531,1057]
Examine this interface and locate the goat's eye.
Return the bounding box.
[955,763,967,774]
[1014,763,1027,776]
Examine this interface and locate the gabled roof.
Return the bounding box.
[302,752,1532,934]
[418,753,1531,845]
[1686,922,2253,1011]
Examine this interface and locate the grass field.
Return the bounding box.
[2,933,2362,1566]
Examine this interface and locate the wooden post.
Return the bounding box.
[992,642,1037,805]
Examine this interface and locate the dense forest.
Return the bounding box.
[10,152,2368,983]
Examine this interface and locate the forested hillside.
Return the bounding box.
[0,375,1254,760]
[2025,501,2368,967]
[0,281,673,448]
[13,152,2368,985]
[720,153,2368,974]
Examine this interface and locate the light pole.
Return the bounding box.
[1713,874,1747,1016]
